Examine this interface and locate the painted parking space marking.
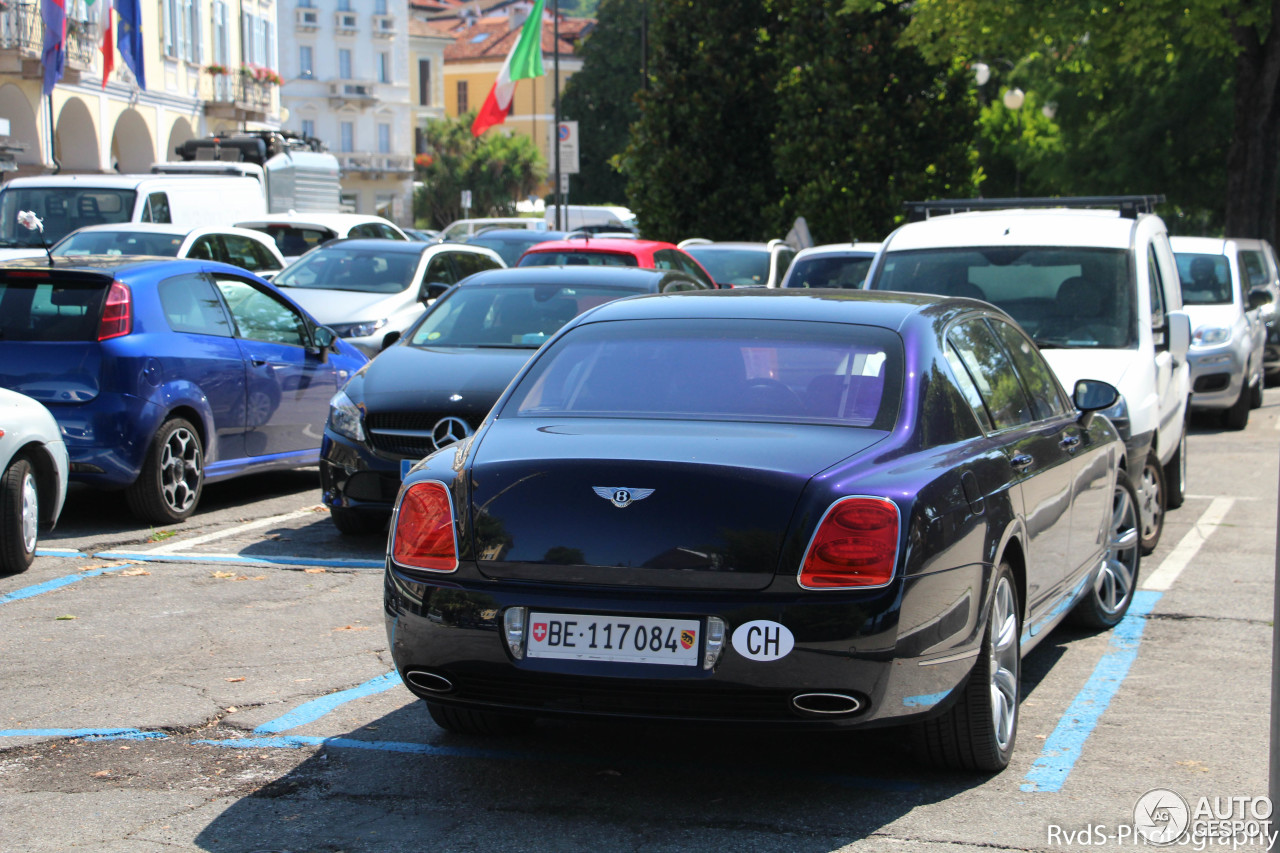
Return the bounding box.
[0,727,167,741]
[0,562,136,605]
[1022,497,1234,793]
[146,507,322,554]
[1140,496,1234,591]
[254,671,403,734]
[92,550,383,570]
[34,548,87,558]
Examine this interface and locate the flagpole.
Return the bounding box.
[553,0,561,230]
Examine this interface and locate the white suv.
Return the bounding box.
[866,197,1191,553]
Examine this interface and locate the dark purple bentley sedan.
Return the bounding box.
[383,289,1139,771]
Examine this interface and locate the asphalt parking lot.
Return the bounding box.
[1,397,1276,853]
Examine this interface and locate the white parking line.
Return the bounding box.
[1139,497,1235,591]
[146,507,324,554]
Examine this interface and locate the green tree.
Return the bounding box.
[558,0,649,205]
[770,0,979,243]
[621,0,780,241]
[898,0,1277,240]
[414,114,547,230]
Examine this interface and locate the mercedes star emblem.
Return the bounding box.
[430,416,472,450]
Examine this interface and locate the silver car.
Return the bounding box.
[1171,236,1271,429]
[0,388,69,574]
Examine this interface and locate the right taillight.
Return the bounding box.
[97,280,132,340]
[391,480,458,572]
[798,497,899,589]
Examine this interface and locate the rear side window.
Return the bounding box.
[221,234,279,272]
[158,274,233,336]
[1240,250,1268,291]
[947,318,1034,430]
[0,275,108,341]
[142,193,172,223]
[451,250,503,279]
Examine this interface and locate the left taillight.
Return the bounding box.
[97,280,132,341]
[391,480,458,572]
[798,497,900,590]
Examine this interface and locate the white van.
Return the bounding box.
[544,204,638,234]
[0,174,268,261]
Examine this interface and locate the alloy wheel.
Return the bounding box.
[989,576,1019,753]
[160,426,203,515]
[1096,480,1140,615]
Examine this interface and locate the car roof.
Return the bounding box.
[885,209,1137,251]
[0,254,268,279]
[456,265,699,290]
[683,241,779,251]
[304,237,435,254]
[568,286,971,329]
[235,213,399,228]
[524,237,676,253]
[63,223,273,240]
[794,242,883,258]
[1169,236,1227,254]
[467,228,571,241]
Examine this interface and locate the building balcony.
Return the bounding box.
[295,7,320,31]
[372,14,396,37]
[0,3,97,83]
[328,80,379,107]
[337,152,413,178]
[202,74,274,122]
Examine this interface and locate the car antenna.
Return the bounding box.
[17,210,52,265]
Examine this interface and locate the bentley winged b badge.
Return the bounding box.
[592,487,655,508]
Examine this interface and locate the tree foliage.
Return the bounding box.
[558,0,648,205]
[413,114,547,230]
[769,0,978,243]
[622,0,780,241]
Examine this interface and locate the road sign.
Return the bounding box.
[550,121,579,174]
[461,189,472,211]
[560,172,570,195]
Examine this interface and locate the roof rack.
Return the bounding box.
[904,195,1166,222]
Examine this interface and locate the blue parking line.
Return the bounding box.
[93,551,383,569]
[0,563,135,604]
[0,727,166,741]
[1021,590,1162,793]
[254,671,403,734]
[34,548,87,557]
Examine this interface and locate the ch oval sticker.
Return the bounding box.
[731,620,795,662]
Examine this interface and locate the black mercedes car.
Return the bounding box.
[384,289,1140,772]
[319,265,709,534]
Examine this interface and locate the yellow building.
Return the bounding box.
[0,1,281,178]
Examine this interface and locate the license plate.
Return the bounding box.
[526,612,700,666]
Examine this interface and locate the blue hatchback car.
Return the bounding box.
[0,256,367,523]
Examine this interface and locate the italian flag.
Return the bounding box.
[471,0,546,137]
[87,0,113,88]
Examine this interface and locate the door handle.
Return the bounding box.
[1060,434,1081,451]
[1010,453,1034,470]
[251,359,268,367]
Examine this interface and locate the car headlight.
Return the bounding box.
[327,389,365,442]
[330,318,389,338]
[1192,325,1231,347]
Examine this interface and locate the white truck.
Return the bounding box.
[865,195,1191,555]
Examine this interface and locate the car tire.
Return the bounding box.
[330,505,388,536]
[0,456,38,575]
[1224,379,1251,430]
[125,418,204,524]
[1136,453,1165,555]
[914,561,1020,772]
[1070,469,1141,629]
[1251,376,1264,409]
[426,701,534,736]
[1163,424,1188,511]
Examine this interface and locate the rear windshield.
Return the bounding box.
[785,254,873,289]
[0,274,108,341]
[409,284,644,349]
[0,187,136,247]
[53,230,183,257]
[684,248,771,287]
[873,247,1136,349]
[273,245,421,294]
[1174,252,1233,305]
[503,319,902,429]
[518,250,638,268]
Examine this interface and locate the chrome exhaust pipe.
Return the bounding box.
[405,670,454,693]
[792,692,862,716]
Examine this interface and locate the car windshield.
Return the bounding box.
[52,230,183,257]
[874,247,1136,349]
[518,251,638,268]
[273,246,420,293]
[504,319,902,428]
[1175,252,1233,305]
[408,284,643,349]
[786,255,873,289]
[0,187,136,247]
[243,224,334,257]
[684,248,771,287]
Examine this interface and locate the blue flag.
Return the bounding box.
[115,0,145,89]
[40,0,66,96]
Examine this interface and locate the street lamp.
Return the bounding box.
[1002,87,1025,110]
[1002,87,1025,195]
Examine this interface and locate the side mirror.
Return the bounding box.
[308,325,337,361]
[1074,379,1119,429]
[381,330,401,350]
[1249,288,1274,311]
[421,282,449,304]
[1166,310,1191,361]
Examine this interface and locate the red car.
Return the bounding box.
[516,237,718,288]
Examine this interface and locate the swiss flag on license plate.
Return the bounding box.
[532,623,548,642]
